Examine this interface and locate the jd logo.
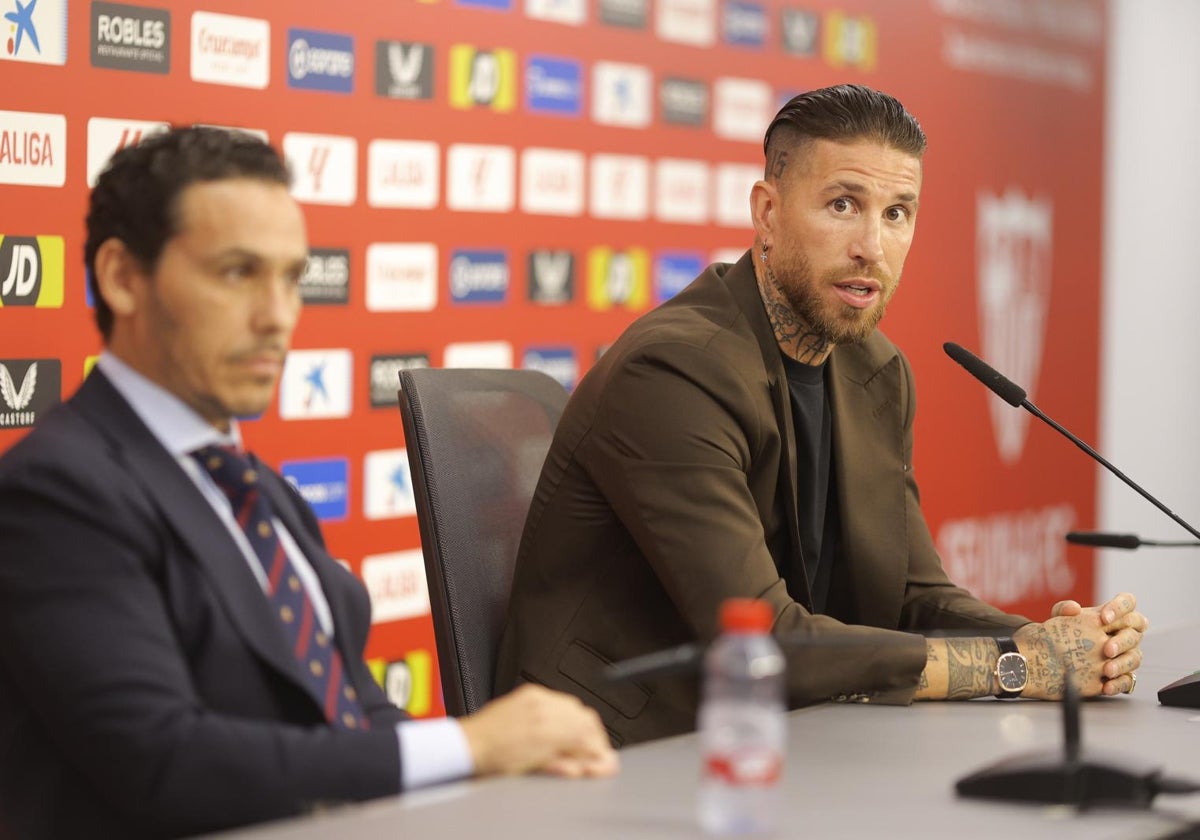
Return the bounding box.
[0,235,63,308]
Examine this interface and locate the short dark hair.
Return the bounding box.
[84,126,291,340]
[763,84,927,180]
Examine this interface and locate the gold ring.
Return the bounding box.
[1128,672,1137,695]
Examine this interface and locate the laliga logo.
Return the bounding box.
[976,189,1053,464]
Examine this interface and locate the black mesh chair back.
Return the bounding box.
[397,368,568,717]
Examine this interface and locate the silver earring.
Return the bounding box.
[760,246,768,263]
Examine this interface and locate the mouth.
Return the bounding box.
[832,278,882,310]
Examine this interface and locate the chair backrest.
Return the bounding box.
[397,368,569,717]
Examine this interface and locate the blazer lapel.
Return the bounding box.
[722,255,808,606]
[827,341,908,629]
[73,373,319,695]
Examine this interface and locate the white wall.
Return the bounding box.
[1100,0,1200,630]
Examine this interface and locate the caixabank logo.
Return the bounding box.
[0,235,63,308]
[1,0,66,64]
[0,358,60,428]
[587,247,650,311]
[448,44,516,111]
[287,28,354,94]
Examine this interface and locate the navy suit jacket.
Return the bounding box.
[0,371,405,839]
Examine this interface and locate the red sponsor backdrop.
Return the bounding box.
[0,0,1105,717]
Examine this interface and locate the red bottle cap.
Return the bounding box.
[719,598,773,633]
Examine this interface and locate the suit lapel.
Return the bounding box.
[73,372,320,696]
[828,342,908,629]
[722,255,808,606]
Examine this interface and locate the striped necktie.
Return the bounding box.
[190,444,368,730]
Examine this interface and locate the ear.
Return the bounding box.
[93,238,147,320]
[749,179,779,247]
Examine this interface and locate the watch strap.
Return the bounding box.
[995,637,1024,699]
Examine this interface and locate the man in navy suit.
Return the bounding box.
[0,127,615,839]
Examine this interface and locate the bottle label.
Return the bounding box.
[703,751,782,787]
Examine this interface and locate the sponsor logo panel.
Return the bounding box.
[286,28,355,93]
[366,243,438,312]
[527,249,575,304]
[655,251,703,302]
[446,143,515,212]
[520,147,584,216]
[598,0,647,28]
[713,77,772,142]
[1,0,66,64]
[525,0,586,26]
[448,45,516,111]
[654,158,709,224]
[525,55,582,116]
[450,249,509,304]
[0,235,63,307]
[91,2,170,73]
[0,110,66,188]
[723,0,766,47]
[86,117,169,187]
[363,450,417,520]
[369,353,431,409]
[282,132,357,206]
[659,77,708,127]
[656,0,715,46]
[369,649,435,715]
[592,61,652,128]
[368,139,439,209]
[589,154,649,220]
[376,40,434,100]
[300,248,350,306]
[278,349,353,420]
[190,11,270,89]
[0,359,61,428]
[443,341,513,368]
[781,8,819,56]
[714,163,759,227]
[361,549,429,620]
[586,247,650,310]
[522,346,578,390]
[280,458,350,521]
[457,0,512,8]
[823,11,876,71]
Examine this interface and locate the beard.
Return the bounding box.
[768,245,897,346]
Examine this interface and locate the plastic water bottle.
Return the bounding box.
[697,598,786,835]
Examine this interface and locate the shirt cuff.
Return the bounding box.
[395,717,475,791]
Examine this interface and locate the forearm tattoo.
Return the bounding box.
[944,638,998,700]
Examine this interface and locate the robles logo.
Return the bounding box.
[91,2,170,73]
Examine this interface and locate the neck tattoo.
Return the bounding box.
[757,259,832,366]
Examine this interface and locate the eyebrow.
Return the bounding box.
[826,180,919,204]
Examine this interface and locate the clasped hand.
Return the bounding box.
[1014,592,1148,699]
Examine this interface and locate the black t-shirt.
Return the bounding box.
[779,353,838,614]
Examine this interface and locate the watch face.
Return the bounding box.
[997,652,1028,692]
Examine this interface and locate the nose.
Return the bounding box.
[849,216,885,266]
[253,274,301,333]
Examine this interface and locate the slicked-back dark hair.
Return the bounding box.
[763,84,926,180]
[84,126,291,341]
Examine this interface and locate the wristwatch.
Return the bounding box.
[994,637,1028,699]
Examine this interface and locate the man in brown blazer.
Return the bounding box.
[495,84,1148,746]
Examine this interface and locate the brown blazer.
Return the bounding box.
[495,252,1028,745]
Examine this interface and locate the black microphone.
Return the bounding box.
[944,342,1200,710]
[1066,531,1200,550]
[943,342,1200,544]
